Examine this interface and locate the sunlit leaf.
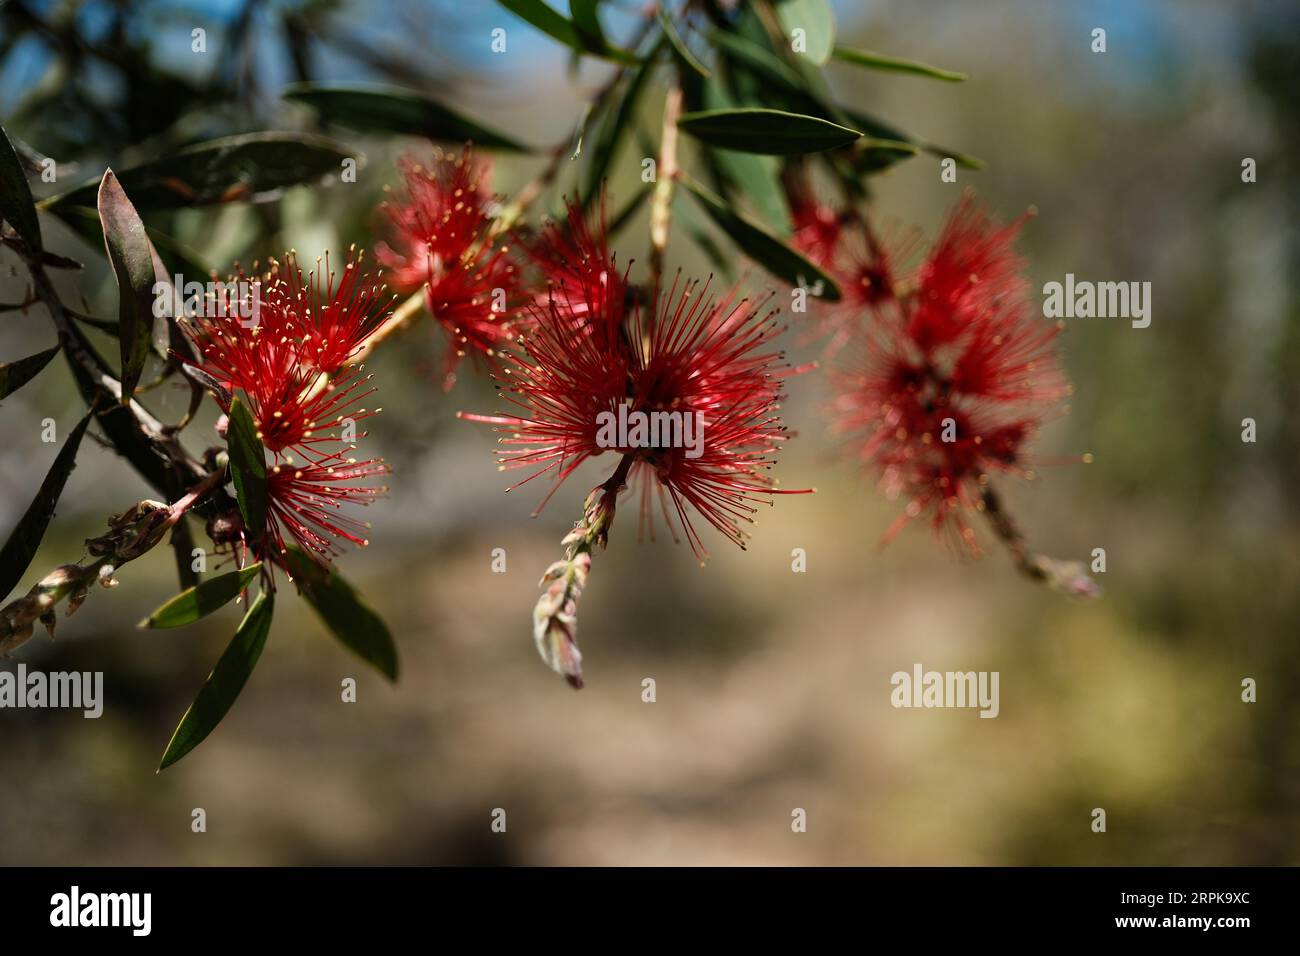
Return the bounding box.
[97,170,155,404]
[140,563,263,629]
[226,397,267,549]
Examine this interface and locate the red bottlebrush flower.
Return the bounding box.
[521,195,628,346]
[181,252,390,455]
[264,451,391,562]
[790,192,844,269]
[376,148,522,388]
[262,248,395,374]
[830,196,1070,554]
[788,190,921,349]
[461,275,811,561]
[908,197,1031,352]
[181,250,393,568]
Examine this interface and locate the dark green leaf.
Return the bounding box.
[659,7,710,79]
[838,104,984,170]
[678,108,860,155]
[97,170,155,404]
[158,590,274,771]
[140,563,263,629]
[710,30,807,100]
[283,546,398,681]
[570,0,608,54]
[0,123,42,254]
[700,80,790,233]
[832,46,967,82]
[775,0,836,66]
[284,83,532,152]
[680,173,840,300]
[43,132,356,212]
[496,0,640,65]
[0,409,94,602]
[0,344,60,399]
[226,397,267,549]
[853,138,921,173]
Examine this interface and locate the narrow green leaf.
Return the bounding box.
[97,170,155,404]
[853,138,922,173]
[775,0,836,66]
[832,46,967,82]
[838,104,984,170]
[0,344,60,399]
[226,397,267,548]
[570,0,608,54]
[0,409,94,602]
[284,83,533,152]
[710,30,807,98]
[659,7,710,79]
[43,132,356,212]
[496,0,640,65]
[679,107,860,155]
[283,546,398,681]
[158,590,274,771]
[0,124,42,254]
[140,563,263,629]
[700,80,790,233]
[680,173,841,300]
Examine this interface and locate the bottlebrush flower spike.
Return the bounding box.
[376,147,522,388]
[464,274,812,562]
[180,251,390,455]
[181,250,394,571]
[265,452,391,563]
[521,194,628,344]
[787,185,921,350]
[830,194,1094,593]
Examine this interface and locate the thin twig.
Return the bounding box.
[647,82,683,309]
